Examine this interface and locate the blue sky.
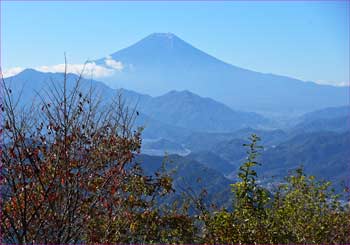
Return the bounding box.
[2,1,349,86]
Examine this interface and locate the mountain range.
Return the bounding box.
[290,106,350,134]
[4,69,268,134]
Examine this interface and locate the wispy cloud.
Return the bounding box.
[1,67,25,78]
[105,56,124,70]
[315,80,349,87]
[2,60,125,79]
[35,62,116,78]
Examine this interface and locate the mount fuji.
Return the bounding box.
[95,33,348,115]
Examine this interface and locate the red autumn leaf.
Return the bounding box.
[110,186,116,195]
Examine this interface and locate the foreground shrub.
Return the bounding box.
[0,69,195,243]
[199,135,350,244]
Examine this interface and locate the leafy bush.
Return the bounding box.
[198,135,350,244]
[0,69,195,244]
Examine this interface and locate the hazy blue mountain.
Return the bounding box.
[96,33,348,115]
[135,154,232,208]
[143,138,186,151]
[298,106,350,122]
[290,106,350,133]
[258,131,350,191]
[291,116,350,134]
[134,112,192,142]
[3,69,190,139]
[181,128,287,152]
[212,138,249,164]
[3,68,117,106]
[5,69,268,134]
[186,151,235,176]
[137,90,268,132]
[225,127,288,145]
[141,138,190,156]
[184,130,350,191]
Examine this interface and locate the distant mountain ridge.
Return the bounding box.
[95,32,348,115]
[136,153,232,208]
[291,106,350,134]
[136,90,268,132]
[299,106,350,122]
[178,130,350,192]
[260,131,350,191]
[4,69,267,134]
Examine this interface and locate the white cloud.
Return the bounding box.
[104,56,124,71]
[315,80,349,87]
[36,62,116,78]
[1,67,25,78]
[1,61,123,79]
